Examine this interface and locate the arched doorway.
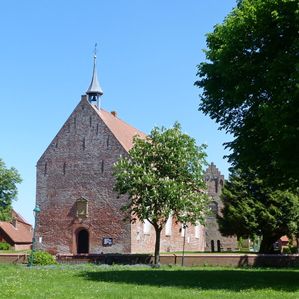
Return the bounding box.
[217,240,221,252]
[77,229,89,254]
[211,240,215,252]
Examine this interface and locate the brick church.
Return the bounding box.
[35,54,236,255]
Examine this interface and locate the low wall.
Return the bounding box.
[1,253,298,267]
[57,254,152,265]
[57,253,299,267]
[0,254,27,264]
[159,254,299,267]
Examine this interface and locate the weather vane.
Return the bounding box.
[94,43,98,59]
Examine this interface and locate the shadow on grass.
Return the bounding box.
[79,268,299,292]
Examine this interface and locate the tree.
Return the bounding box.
[113,123,209,265]
[0,159,22,221]
[218,169,299,253]
[195,0,299,189]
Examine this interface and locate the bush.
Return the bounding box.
[282,246,298,254]
[0,242,10,250]
[31,250,57,265]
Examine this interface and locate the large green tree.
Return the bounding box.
[0,159,22,221]
[113,123,209,264]
[218,169,299,253]
[195,0,299,189]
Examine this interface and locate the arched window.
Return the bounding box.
[165,214,172,236]
[143,220,152,235]
[209,201,218,216]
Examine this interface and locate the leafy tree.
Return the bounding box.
[113,123,209,264]
[218,169,299,253]
[0,159,22,221]
[195,0,299,189]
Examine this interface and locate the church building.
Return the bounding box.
[35,53,236,255]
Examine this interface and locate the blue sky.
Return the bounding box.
[0,0,237,224]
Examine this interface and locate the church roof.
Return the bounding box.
[91,104,146,152]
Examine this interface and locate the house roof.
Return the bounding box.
[12,210,31,226]
[0,211,33,244]
[91,105,147,152]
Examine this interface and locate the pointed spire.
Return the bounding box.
[86,44,103,106]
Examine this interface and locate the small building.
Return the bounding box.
[0,210,33,250]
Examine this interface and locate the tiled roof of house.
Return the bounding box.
[0,212,33,244]
[92,106,147,152]
[12,210,31,226]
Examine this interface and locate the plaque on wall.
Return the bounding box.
[102,237,113,246]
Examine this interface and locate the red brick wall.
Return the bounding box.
[36,97,131,254]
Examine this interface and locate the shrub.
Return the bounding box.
[31,250,57,265]
[282,246,298,254]
[0,242,10,250]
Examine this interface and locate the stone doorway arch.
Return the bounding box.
[77,229,89,254]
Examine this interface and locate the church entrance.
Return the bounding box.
[77,229,89,254]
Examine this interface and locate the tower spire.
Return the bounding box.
[86,43,103,107]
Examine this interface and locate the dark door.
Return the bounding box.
[211,240,215,252]
[77,229,89,254]
[217,240,221,252]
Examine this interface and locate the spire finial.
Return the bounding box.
[94,43,97,59]
[86,43,103,107]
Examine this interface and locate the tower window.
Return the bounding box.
[44,163,47,176]
[101,160,104,173]
[63,162,66,175]
[106,136,110,148]
[83,138,86,150]
[96,123,99,135]
[215,179,218,193]
[89,116,92,127]
[74,117,77,129]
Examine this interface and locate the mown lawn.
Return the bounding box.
[0,264,298,299]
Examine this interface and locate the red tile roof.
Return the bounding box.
[91,106,147,152]
[0,212,33,244]
[280,236,289,242]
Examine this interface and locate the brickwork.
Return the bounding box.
[35,95,232,255]
[36,96,131,254]
[204,163,237,251]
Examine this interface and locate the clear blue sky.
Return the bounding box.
[0,0,237,224]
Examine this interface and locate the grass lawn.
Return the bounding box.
[0,264,298,299]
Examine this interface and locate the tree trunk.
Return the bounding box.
[259,235,280,254]
[154,227,162,266]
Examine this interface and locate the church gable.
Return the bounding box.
[36,96,130,178]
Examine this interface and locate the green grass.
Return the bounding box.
[0,264,298,298]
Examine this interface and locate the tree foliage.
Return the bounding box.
[195,0,299,189]
[0,159,22,221]
[218,169,299,253]
[113,123,209,264]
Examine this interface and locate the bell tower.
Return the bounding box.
[86,44,103,108]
